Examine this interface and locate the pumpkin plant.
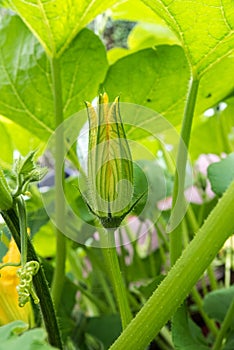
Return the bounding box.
[0,1,234,349]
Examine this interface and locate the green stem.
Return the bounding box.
[67,249,109,313]
[124,221,147,277]
[212,296,234,350]
[186,204,199,234]
[76,281,109,314]
[147,224,157,277]
[169,76,199,265]
[169,75,200,342]
[50,56,66,308]
[1,208,63,350]
[198,201,206,226]
[184,201,218,334]
[155,227,167,266]
[187,204,218,291]
[201,274,209,296]
[160,326,173,348]
[191,287,218,336]
[225,243,232,288]
[95,268,117,313]
[155,221,169,250]
[207,264,218,290]
[216,106,232,154]
[101,230,132,329]
[109,180,234,350]
[84,247,117,312]
[16,196,27,266]
[155,335,172,350]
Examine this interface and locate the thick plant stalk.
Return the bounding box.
[1,207,63,350]
[109,180,234,350]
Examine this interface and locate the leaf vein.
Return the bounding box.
[0,52,53,134]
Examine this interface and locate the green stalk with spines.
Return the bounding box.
[101,229,132,329]
[16,195,27,266]
[109,180,234,350]
[1,207,63,349]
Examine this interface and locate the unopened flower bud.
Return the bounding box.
[81,93,134,229]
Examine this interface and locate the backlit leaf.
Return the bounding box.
[103,44,234,126]
[103,45,190,126]
[6,0,121,57]
[0,15,108,140]
[141,0,234,76]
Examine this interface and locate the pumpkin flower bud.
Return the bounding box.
[0,167,13,210]
[82,93,134,229]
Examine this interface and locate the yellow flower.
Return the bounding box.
[0,238,34,326]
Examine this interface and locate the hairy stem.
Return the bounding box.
[16,196,27,266]
[109,180,234,350]
[101,230,132,329]
[1,207,63,350]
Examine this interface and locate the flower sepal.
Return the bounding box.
[80,94,147,230]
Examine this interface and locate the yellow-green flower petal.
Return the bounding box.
[0,239,34,326]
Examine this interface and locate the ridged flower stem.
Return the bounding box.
[101,230,132,329]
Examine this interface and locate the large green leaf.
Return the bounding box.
[172,314,209,350]
[208,153,234,196]
[141,0,234,76]
[224,333,234,350]
[110,0,160,22]
[5,0,120,57]
[0,15,108,140]
[87,315,121,349]
[103,45,190,125]
[203,286,234,324]
[0,15,53,139]
[196,56,234,115]
[103,44,234,125]
[128,22,180,50]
